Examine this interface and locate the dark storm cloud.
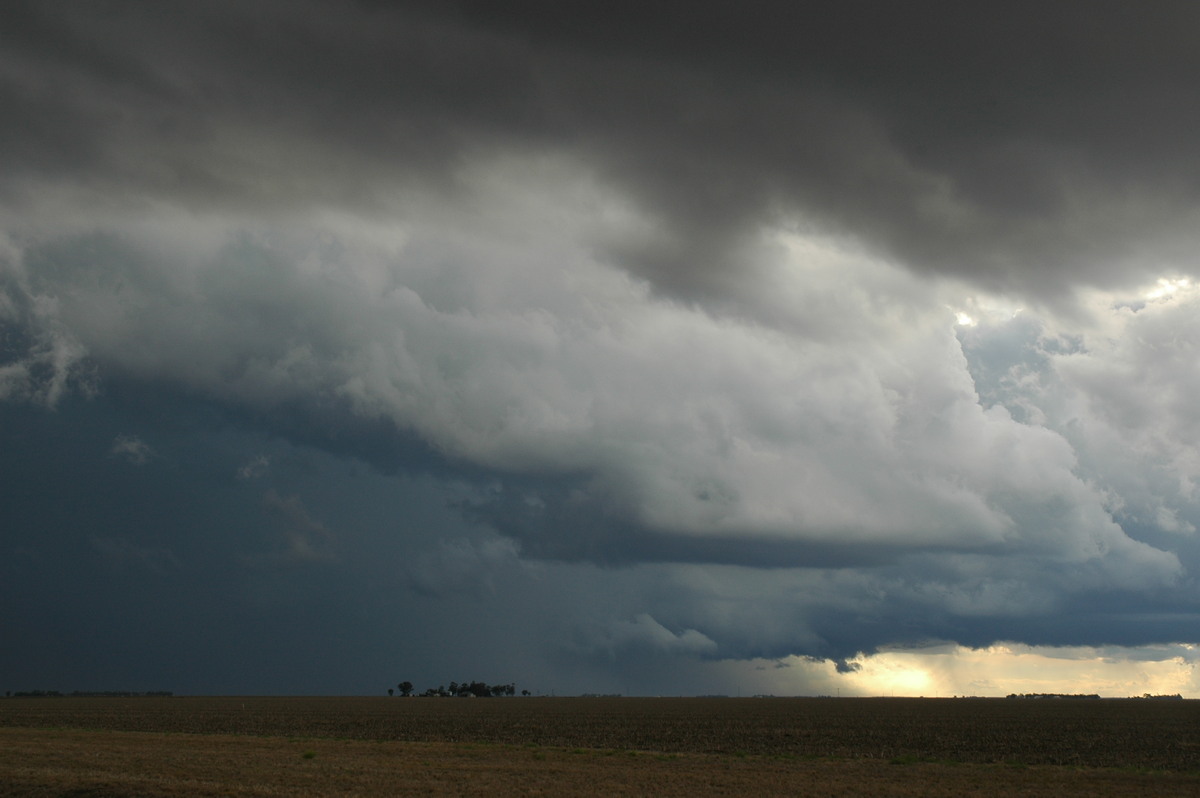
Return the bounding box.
[375,0,1200,296]
[5,1,1200,298]
[1,186,1191,676]
[0,384,519,694]
[3,1,1200,696]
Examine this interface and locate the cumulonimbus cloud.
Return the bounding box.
[2,0,1198,679]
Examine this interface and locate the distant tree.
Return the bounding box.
[388,688,394,697]
[407,679,528,697]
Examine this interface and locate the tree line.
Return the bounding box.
[1005,693,1101,699]
[389,680,530,697]
[4,690,174,698]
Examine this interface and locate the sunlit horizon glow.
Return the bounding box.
[725,644,1200,699]
[656,641,1196,700]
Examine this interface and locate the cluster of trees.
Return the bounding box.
[389,681,529,697]
[1134,693,1183,700]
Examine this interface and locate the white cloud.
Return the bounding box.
[110,434,154,465]
[960,277,1200,541]
[0,234,92,406]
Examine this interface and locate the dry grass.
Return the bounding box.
[1,697,1198,795]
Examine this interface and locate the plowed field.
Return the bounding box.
[2,697,1198,795]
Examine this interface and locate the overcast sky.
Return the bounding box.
[2,0,1199,697]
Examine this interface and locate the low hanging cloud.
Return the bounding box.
[590,613,718,658]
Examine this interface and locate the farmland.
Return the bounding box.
[2,696,1199,795]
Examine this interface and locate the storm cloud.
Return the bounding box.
[1,1,1198,696]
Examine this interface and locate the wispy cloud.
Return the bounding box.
[237,454,269,480]
[110,434,154,465]
[259,490,337,564]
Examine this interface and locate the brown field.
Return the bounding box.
[1,696,1198,796]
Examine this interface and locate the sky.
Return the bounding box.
[2,0,1199,698]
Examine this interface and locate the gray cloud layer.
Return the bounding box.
[2,1,1198,694]
[6,1,1200,297]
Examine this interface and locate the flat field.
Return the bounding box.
[1,696,1198,796]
